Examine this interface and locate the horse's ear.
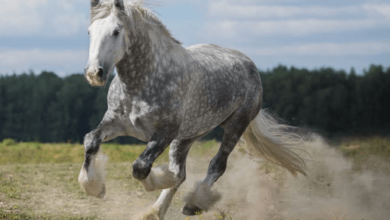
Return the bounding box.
[114,0,125,10]
[91,0,99,8]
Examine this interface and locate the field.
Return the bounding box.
[0,136,390,220]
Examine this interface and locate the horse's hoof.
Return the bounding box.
[79,168,106,199]
[142,209,159,220]
[97,183,106,199]
[143,214,159,220]
[181,204,203,216]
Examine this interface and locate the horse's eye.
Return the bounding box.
[113,30,120,36]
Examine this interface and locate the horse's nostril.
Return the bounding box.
[97,68,104,78]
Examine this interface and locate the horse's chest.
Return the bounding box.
[129,100,154,127]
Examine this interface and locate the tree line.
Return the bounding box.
[0,64,389,143]
[261,65,390,137]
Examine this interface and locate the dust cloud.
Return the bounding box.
[176,134,390,220]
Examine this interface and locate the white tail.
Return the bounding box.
[242,109,306,176]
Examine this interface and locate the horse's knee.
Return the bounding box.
[132,159,152,180]
[84,132,101,153]
[83,131,102,169]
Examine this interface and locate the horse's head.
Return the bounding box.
[85,0,128,86]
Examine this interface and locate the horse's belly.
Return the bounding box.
[177,100,241,139]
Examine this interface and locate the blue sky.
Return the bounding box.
[0,0,389,76]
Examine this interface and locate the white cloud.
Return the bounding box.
[208,3,361,19]
[53,14,89,35]
[0,49,88,75]
[203,19,384,38]
[0,0,47,36]
[203,1,390,38]
[363,4,390,19]
[244,42,390,56]
[0,0,89,37]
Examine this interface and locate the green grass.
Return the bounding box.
[0,141,144,165]
[338,136,390,172]
[0,139,220,165]
[339,136,390,159]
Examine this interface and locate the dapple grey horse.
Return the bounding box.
[79,0,306,219]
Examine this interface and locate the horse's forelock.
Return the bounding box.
[90,1,181,44]
[90,2,113,24]
[90,1,149,24]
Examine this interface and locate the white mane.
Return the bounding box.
[90,1,181,44]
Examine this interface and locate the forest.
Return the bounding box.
[0,64,389,143]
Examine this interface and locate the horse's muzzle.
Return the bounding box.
[85,67,105,87]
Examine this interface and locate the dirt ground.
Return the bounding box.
[1,135,389,220]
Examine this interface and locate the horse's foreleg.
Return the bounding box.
[132,127,179,191]
[182,114,251,215]
[78,130,106,199]
[78,115,123,199]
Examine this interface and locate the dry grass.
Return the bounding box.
[0,137,389,220]
[339,136,390,172]
[0,140,221,220]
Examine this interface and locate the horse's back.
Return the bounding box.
[177,44,262,138]
[187,44,259,79]
[186,43,262,100]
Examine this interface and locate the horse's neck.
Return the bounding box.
[116,30,188,92]
[115,31,153,89]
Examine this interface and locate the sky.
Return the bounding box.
[0,0,389,76]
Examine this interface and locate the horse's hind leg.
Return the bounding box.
[182,111,252,215]
[142,138,197,220]
[78,115,124,198]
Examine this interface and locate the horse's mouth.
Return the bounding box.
[85,74,105,87]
